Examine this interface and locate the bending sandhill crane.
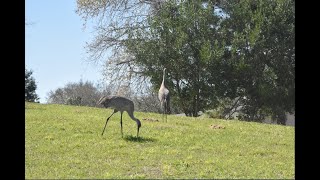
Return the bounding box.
[158,68,170,122]
[97,96,141,137]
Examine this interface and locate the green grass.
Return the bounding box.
[25,102,294,179]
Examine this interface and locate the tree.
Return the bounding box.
[25,68,39,102]
[76,0,164,62]
[219,0,295,124]
[77,0,295,123]
[76,0,173,97]
[47,80,107,107]
[124,0,226,116]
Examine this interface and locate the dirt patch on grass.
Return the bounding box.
[142,118,159,122]
[209,124,226,129]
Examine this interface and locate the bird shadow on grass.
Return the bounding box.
[123,135,157,143]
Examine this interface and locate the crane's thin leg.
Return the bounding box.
[164,101,167,122]
[164,105,166,122]
[160,102,164,122]
[166,103,168,122]
[137,126,140,137]
[101,109,118,136]
[166,101,168,122]
[120,112,123,138]
[163,102,166,122]
[161,105,163,121]
[163,109,165,122]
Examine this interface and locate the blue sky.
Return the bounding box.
[26,0,105,103]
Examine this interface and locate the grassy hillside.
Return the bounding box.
[25,102,294,179]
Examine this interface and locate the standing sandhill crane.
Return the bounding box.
[158,68,170,122]
[97,96,141,137]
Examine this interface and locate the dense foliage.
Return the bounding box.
[25,68,39,102]
[77,0,295,124]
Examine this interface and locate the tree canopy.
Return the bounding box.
[25,68,40,103]
[76,0,295,124]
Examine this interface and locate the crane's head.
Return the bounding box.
[137,119,141,128]
[96,96,111,108]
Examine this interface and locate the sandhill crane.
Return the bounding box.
[97,96,141,137]
[158,68,170,122]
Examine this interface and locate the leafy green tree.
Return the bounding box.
[220,0,295,124]
[77,0,295,123]
[125,0,226,116]
[25,68,39,102]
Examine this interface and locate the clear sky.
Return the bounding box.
[26,0,105,103]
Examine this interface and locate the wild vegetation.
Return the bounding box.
[25,102,294,179]
[26,1,295,178]
[76,0,295,124]
[46,79,168,113]
[25,68,39,102]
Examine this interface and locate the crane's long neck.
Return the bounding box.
[161,68,166,86]
[128,111,141,128]
[127,111,141,137]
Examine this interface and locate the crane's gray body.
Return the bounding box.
[97,96,141,137]
[158,68,170,121]
[98,96,135,116]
